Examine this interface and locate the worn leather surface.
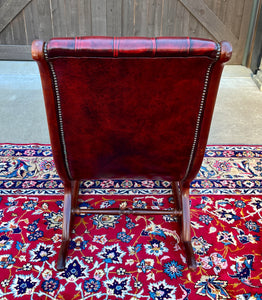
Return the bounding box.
[33,37,232,182]
[47,37,219,58]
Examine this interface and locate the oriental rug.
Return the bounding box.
[0,144,262,300]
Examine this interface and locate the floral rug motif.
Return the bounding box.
[0,144,262,300]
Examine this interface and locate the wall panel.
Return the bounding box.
[0,0,254,63]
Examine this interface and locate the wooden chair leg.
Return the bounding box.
[181,183,197,271]
[172,181,182,211]
[57,180,80,271]
[173,181,197,271]
[71,180,80,210]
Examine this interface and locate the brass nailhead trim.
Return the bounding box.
[184,43,221,181]
[43,43,72,180]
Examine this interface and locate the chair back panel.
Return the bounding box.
[32,37,232,182]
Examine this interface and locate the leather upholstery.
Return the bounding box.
[32,37,232,184]
[46,37,219,58]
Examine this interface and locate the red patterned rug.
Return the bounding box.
[0,144,262,299]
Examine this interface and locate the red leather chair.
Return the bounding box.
[32,37,232,271]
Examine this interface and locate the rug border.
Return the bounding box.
[1,143,262,147]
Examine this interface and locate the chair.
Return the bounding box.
[32,37,232,271]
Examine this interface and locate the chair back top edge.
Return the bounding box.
[32,37,232,62]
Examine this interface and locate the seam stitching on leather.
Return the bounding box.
[183,43,221,181]
[43,42,73,180]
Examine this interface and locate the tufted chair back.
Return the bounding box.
[33,37,231,184]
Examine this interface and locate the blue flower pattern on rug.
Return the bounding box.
[0,144,262,299]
